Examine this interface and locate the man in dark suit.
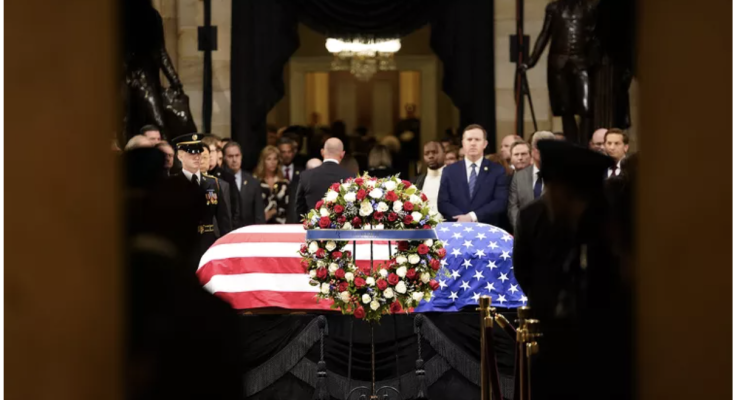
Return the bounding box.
[223,141,266,228]
[508,131,557,230]
[171,134,232,258]
[296,138,353,218]
[204,140,242,228]
[438,124,510,226]
[278,137,305,223]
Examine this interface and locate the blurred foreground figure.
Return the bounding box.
[513,139,632,400]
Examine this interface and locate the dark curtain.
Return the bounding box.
[231,0,497,169]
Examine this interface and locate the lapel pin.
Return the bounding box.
[484,166,488,171]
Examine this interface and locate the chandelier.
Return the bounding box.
[326,38,401,81]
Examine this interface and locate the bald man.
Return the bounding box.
[590,128,607,153]
[295,138,354,218]
[500,134,522,163]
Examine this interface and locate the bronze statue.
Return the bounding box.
[521,0,599,144]
[123,0,196,142]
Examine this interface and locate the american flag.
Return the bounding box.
[198,223,525,311]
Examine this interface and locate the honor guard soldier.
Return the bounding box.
[171,133,232,261]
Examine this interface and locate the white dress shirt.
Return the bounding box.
[607,159,622,178]
[234,169,243,187]
[282,164,294,180]
[422,167,444,216]
[181,168,202,184]
[463,157,484,222]
[323,158,340,164]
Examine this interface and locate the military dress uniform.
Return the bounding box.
[171,134,232,262]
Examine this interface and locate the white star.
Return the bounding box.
[440,226,450,232]
[450,269,461,280]
[449,291,459,301]
[499,272,509,282]
[452,232,462,239]
[440,258,448,267]
[488,241,499,250]
[476,232,487,240]
[500,250,511,260]
[439,279,448,290]
[451,248,462,257]
[509,284,519,294]
[520,295,528,303]
[463,240,473,248]
[462,259,473,269]
[486,260,498,270]
[485,282,496,292]
[498,294,507,303]
[452,223,462,227]
[471,292,481,303]
[502,234,512,242]
[464,226,474,232]
[474,249,486,258]
[473,270,485,281]
[460,280,470,291]
[489,227,499,233]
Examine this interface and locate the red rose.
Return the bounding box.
[397,241,409,251]
[315,200,324,209]
[377,279,388,291]
[331,183,341,192]
[354,277,366,288]
[388,212,398,222]
[387,273,399,286]
[354,306,366,319]
[418,244,429,255]
[403,215,414,224]
[401,180,412,187]
[316,268,327,279]
[421,193,428,202]
[374,211,384,221]
[338,216,347,224]
[300,244,308,253]
[355,177,364,186]
[430,259,441,271]
[390,301,403,314]
[333,251,343,259]
[352,217,362,227]
[404,202,414,211]
[319,216,332,229]
[335,269,346,279]
[406,268,417,280]
[429,280,440,291]
[345,251,352,259]
[385,191,398,202]
[301,259,310,270]
[334,204,345,214]
[423,225,432,229]
[357,189,367,200]
[338,282,349,292]
[437,248,447,258]
[315,248,325,258]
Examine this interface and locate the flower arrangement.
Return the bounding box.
[299,175,446,322]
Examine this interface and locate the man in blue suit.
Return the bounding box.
[438,124,510,225]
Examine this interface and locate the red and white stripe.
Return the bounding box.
[197,225,394,310]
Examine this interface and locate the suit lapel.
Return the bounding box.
[458,161,471,203]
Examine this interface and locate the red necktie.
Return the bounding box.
[285,166,291,180]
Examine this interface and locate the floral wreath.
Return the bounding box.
[299,175,447,322]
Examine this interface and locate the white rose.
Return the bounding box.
[309,270,317,278]
[369,188,384,199]
[410,185,418,191]
[396,266,407,278]
[377,202,389,212]
[340,291,351,303]
[410,194,422,205]
[395,281,407,294]
[362,223,372,230]
[308,241,319,253]
[379,269,389,278]
[362,294,372,304]
[359,201,373,217]
[366,179,377,188]
[396,255,408,265]
[413,292,425,302]
[344,192,357,203]
[345,272,354,282]
[321,283,330,294]
[421,272,431,283]
[328,263,339,274]
[320,207,330,217]
[366,277,376,286]
[370,300,380,311]
[392,201,403,213]
[411,212,423,222]
[326,190,339,202]
[342,222,353,230]
[325,241,337,251]
[342,182,351,190]
[408,254,421,265]
[425,239,434,247]
[374,224,385,230]
[384,180,397,191]
[383,288,394,299]
[317,260,326,268]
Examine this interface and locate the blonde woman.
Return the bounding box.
[253,145,289,224]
